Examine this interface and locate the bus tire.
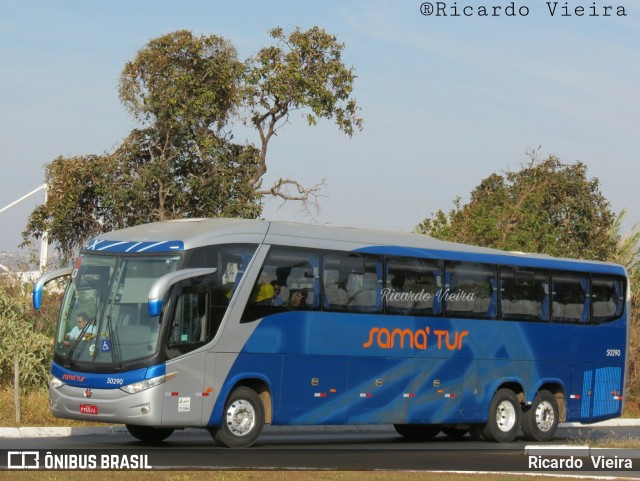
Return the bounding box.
[393,424,440,439]
[521,390,559,442]
[212,386,264,448]
[482,389,521,443]
[125,425,174,442]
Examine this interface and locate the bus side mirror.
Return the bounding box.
[33,267,73,310]
[147,268,217,317]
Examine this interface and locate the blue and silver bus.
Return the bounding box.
[34,218,630,447]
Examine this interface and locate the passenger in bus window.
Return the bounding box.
[250,281,274,306]
[271,281,289,306]
[290,290,308,310]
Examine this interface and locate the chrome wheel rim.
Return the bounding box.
[226,399,256,437]
[496,400,517,432]
[535,400,555,432]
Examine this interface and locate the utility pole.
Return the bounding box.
[0,184,47,272]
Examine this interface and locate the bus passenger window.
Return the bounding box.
[552,272,589,323]
[500,268,549,321]
[444,262,497,319]
[385,257,441,316]
[592,275,624,323]
[241,247,320,323]
[323,253,382,313]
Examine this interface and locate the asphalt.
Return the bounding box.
[2,420,640,439]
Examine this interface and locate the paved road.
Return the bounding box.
[2,424,640,474]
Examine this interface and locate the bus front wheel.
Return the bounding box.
[521,390,559,442]
[482,389,521,443]
[125,425,174,442]
[210,386,265,448]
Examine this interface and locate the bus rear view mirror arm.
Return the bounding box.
[32,267,73,310]
[148,268,217,317]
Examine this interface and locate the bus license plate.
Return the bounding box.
[80,404,98,415]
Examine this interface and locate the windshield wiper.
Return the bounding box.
[63,318,97,368]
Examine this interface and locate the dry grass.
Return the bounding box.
[0,387,95,427]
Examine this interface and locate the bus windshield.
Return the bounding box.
[54,253,181,366]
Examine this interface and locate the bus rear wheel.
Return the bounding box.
[482,389,521,443]
[521,390,559,442]
[125,425,174,442]
[210,386,265,448]
[393,424,440,440]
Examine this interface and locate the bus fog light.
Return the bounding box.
[120,374,166,394]
[141,405,150,414]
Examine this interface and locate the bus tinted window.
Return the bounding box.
[385,257,442,316]
[592,275,625,323]
[323,253,382,313]
[500,268,549,321]
[242,247,320,322]
[444,262,497,319]
[552,272,589,323]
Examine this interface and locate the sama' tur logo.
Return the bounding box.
[84,388,92,399]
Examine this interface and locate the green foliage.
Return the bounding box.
[119,30,243,133]
[0,275,57,389]
[23,27,362,261]
[416,154,617,261]
[244,26,363,190]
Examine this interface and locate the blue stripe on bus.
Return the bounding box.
[83,240,184,253]
[355,245,626,275]
[51,362,166,389]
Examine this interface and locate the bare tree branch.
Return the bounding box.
[257,177,327,217]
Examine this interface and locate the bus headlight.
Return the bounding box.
[50,375,65,389]
[120,374,166,394]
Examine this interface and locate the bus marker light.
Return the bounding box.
[330,388,337,393]
[403,393,415,398]
[437,389,444,394]
[171,392,179,397]
[314,393,327,398]
[445,393,455,398]
[570,395,581,399]
[360,393,372,398]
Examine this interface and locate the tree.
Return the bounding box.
[243,27,363,210]
[416,153,618,261]
[23,27,362,260]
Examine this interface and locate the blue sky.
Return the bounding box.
[0,0,638,254]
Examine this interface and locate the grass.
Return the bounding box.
[0,387,96,427]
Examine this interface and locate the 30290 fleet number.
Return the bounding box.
[606,349,621,357]
[106,377,124,385]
